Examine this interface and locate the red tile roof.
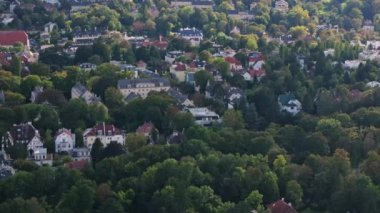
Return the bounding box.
[174,63,187,71]
[267,199,298,213]
[83,123,123,137]
[136,122,154,135]
[0,31,29,46]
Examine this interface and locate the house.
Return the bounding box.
[324,48,335,57]
[0,31,30,49]
[30,86,43,103]
[230,26,241,35]
[30,148,53,166]
[177,27,203,46]
[248,51,265,68]
[366,81,380,88]
[167,87,194,108]
[70,148,91,162]
[165,51,183,64]
[227,10,255,21]
[136,60,147,69]
[214,48,236,58]
[0,90,5,105]
[72,29,103,46]
[225,87,243,109]
[83,123,125,148]
[2,122,41,147]
[65,160,89,170]
[44,22,57,33]
[343,60,365,69]
[366,40,380,50]
[167,131,185,144]
[278,92,302,116]
[363,20,375,32]
[54,128,75,153]
[267,198,298,213]
[71,82,101,105]
[187,107,221,126]
[185,72,196,85]
[136,122,155,137]
[117,77,170,99]
[40,32,51,44]
[274,0,289,13]
[124,92,142,104]
[224,57,243,71]
[170,0,213,9]
[358,50,380,61]
[79,63,97,71]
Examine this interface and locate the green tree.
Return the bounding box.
[91,138,104,165]
[60,179,96,213]
[222,109,246,130]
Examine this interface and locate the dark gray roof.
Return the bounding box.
[178,28,203,37]
[72,82,87,97]
[117,77,170,89]
[167,88,188,104]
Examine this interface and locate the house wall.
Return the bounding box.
[119,86,170,98]
[84,135,125,149]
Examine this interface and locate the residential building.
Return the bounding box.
[30,148,53,166]
[187,107,221,126]
[177,27,203,46]
[71,82,101,105]
[70,148,91,162]
[44,22,57,33]
[0,90,4,105]
[248,51,265,68]
[79,63,97,71]
[278,92,302,116]
[117,77,170,99]
[170,0,213,9]
[72,29,103,46]
[0,31,30,49]
[324,48,335,57]
[227,10,255,21]
[83,123,125,148]
[2,122,41,147]
[343,60,365,69]
[267,198,298,213]
[367,81,380,88]
[167,87,194,108]
[363,20,375,32]
[366,40,380,50]
[358,50,380,61]
[136,122,155,137]
[30,86,43,103]
[224,57,243,71]
[55,128,75,153]
[274,0,289,13]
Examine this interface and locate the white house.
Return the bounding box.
[278,92,302,116]
[55,128,75,153]
[117,77,170,99]
[177,27,203,46]
[30,148,53,166]
[343,60,366,69]
[44,22,57,33]
[83,123,125,149]
[187,107,221,126]
[366,81,380,88]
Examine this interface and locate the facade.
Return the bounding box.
[83,123,125,148]
[117,77,170,99]
[167,87,194,108]
[187,107,221,126]
[30,148,53,166]
[177,28,203,46]
[72,29,103,46]
[0,31,30,49]
[278,92,302,116]
[55,128,75,153]
[165,50,183,64]
[170,0,213,9]
[70,148,91,162]
[227,10,255,21]
[44,22,57,33]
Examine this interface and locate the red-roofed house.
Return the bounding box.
[267,198,298,213]
[83,123,125,148]
[248,68,266,81]
[0,31,30,49]
[136,122,155,137]
[248,51,264,66]
[137,60,147,69]
[224,57,243,70]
